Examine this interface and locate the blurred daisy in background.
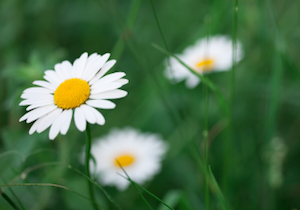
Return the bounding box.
[165,35,243,88]
[19,52,128,140]
[88,127,168,191]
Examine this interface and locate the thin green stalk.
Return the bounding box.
[230,0,239,107]
[202,16,211,210]
[149,0,169,51]
[208,167,230,210]
[107,0,185,131]
[204,138,209,210]
[0,188,20,210]
[263,0,284,208]
[149,1,228,117]
[85,124,98,210]
[116,161,153,210]
[120,173,175,210]
[152,43,229,117]
[264,0,284,144]
[223,0,239,192]
[149,0,196,130]
[4,162,113,209]
[128,181,153,210]
[0,183,106,208]
[0,176,26,210]
[68,165,122,210]
[203,83,210,210]
[126,42,183,127]
[111,0,141,60]
[189,146,230,210]
[6,186,26,210]
[137,185,174,210]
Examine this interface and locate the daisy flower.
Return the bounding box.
[88,127,168,191]
[19,52,128,140]
[165,35,243,88]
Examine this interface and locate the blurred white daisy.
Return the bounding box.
[19,52,128,140]
[165,35,243,88]
[88,127,168,191]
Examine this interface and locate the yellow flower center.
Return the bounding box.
[195,59,214,73]
[115,154,135,168]
[54,78,90,109]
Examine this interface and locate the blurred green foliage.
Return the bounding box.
[1,0,300,209]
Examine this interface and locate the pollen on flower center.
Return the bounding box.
[195,59,214,73]
[115,154,135,168]
[54,78,90,109]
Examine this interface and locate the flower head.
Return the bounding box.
[19,52,128,140]
[88,127,168,190]
[165,35,243,88]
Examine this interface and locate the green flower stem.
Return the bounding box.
[85,124,98,210]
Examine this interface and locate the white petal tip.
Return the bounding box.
[81,52,88,58]
[123,79,129,85]
[122,91,128,97]
[78,128,86,132]
[103,53,110,58]
[60,129,69,135]
[98,121,105,126]
[49,132,58,140]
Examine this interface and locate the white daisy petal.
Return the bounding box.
[90,90,128,100]
[86,99,116,109]
[86,53,98,65]
[26,101,54,111]
[91,72,126,88]
[61,60,73,79]
[21,94,53,101]
[33,80,56,91]
[44,70,62,86]
[89,60,116,85]
[185,75,200,89]
[37,108,63,133]
[20,92,53,100]
[114,79,129,86]
[81,54,101,80]
[71,59,79,77]
[54,63,68,81]
[74,107,86,132]
[90,82,125,95]
[80,104,97,124]
[82,127,168,190]
[29,117,43,135]
[19,104,57,123]
[84,53,110,82]
[49,111,65,140]
[74,52,88,78]
[60,109,73,135]
[19,52,128,140]
[23,87,53,94]
[83,105,105,125]
[19,98,54,106]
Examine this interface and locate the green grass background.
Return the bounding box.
[1,0,300,209]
